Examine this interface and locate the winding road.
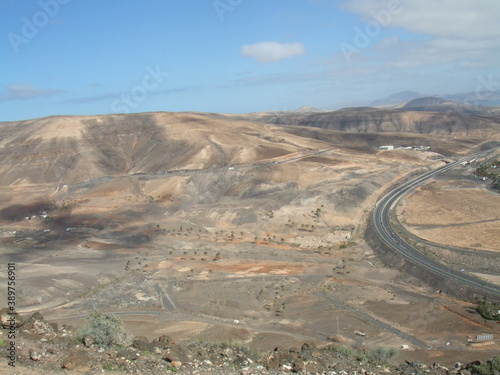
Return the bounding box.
[371,149,500,299]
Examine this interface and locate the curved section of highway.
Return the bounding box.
[372,150,500,299]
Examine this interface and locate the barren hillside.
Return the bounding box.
[0,110,499,371]
[228,107,500,141]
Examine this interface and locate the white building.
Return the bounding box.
[379,145,394,150]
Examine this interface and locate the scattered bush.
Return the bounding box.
[470,357,500,375]
[76,312,131,348]
[336,346,358,357]
[367,347,397,363]
[334,346,396,364]
[476,298,500,321]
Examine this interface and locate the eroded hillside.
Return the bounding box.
[229,107,500,141]
[0,110,499,363]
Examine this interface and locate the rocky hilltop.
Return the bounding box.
[1,309,499,375]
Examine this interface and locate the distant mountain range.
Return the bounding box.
[293,90,500,117]
[370,90,500,108]
[370,91,423,107]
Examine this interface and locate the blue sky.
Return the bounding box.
[1,0,499,121]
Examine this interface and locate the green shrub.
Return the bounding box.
[367,347,397,363]
[470,357,500,375]
[76,312,131,348]
[476,298,500,321]
[356,351,367,362]
[336,346,358,357]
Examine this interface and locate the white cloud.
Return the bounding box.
[240,42,306,63]
[375,36,400,50]
[0,85,64,102]
[341,0,500,68]
[344,0,500,41]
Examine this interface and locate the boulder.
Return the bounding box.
[22,312,56,337]
[164,345,191,364]
[292,358,305,373]
[132,336,154,351]
[170,360,182,369]
[61,350,92,371]
[266,347,290,370]
[152,334,175,349]
[0,307,24,328]
[83,335,94,348]
[29,349,42,361]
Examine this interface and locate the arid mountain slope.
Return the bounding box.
[3,109,495,187]
[0,112,335,186]
[228,107,500,139]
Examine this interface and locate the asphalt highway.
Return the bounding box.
[372,149,500,299]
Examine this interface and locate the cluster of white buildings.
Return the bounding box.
[378,145,430,151]
[24,211,48,220]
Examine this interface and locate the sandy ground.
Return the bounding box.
[397,175,500,251]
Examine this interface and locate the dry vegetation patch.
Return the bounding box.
[398,181,500,251]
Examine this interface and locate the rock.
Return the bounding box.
[164,345,191,364]
[266,347,289,370]
[293,358,305,373]
[281,363,293,371]
[288,350,300,363]
[221,347,235,359]
[305,359,323,373]
[106,349,118,359]
[116,357,128,366]
[117,347,140,361]
[29,349,41,361]
[301,343,312,352]
[312,350,322,358]
[328,335,344,342]
[170,360,182,368]
[83,335,94,348]
[132,336,153,351]
[61,350,92,371]
[266,352,280,370]
[234,356,251,367]
[22,312,57,337]
[153,334,175,348]
[0,308,24,328]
